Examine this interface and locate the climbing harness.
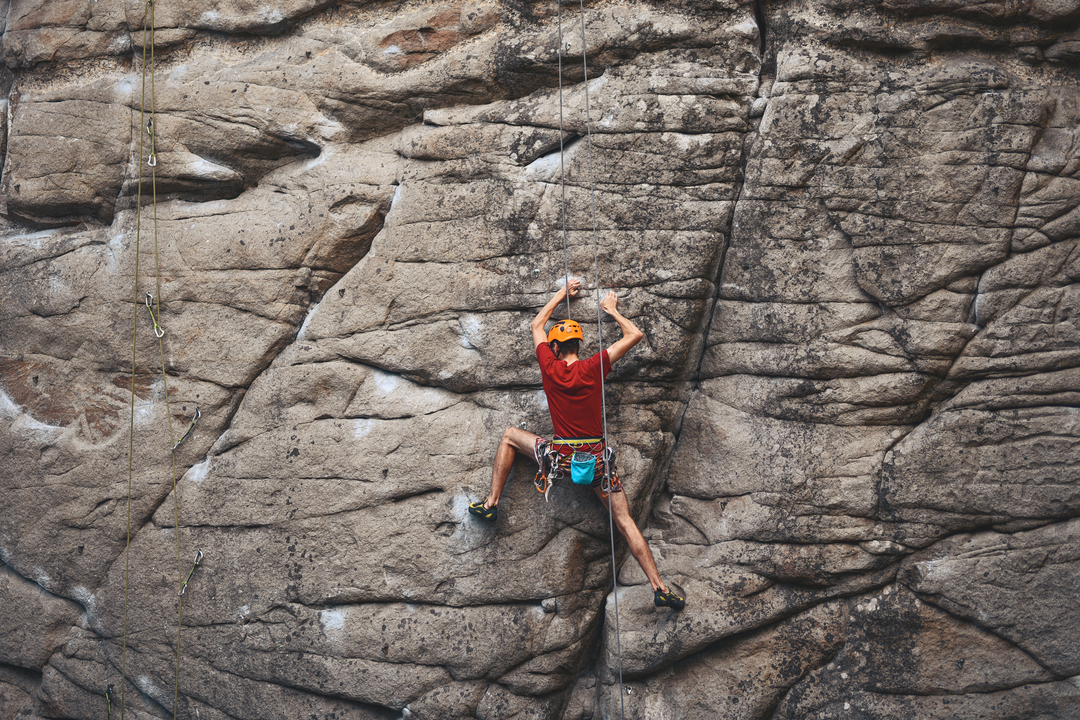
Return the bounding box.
[144,292,164,338]
[172,407,201,450]
[178,550,204,596]
[532,437,619,499]
[554,2,627,715]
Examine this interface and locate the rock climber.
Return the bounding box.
[470,278,685,610]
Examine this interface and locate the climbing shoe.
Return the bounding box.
[468,501,497,522]
[654,588,685,610]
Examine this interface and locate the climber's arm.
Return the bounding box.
[601,291,643,364]
[531,279,581,347]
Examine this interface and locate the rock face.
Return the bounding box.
[1,1,1078,719]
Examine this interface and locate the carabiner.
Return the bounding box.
[144,292,164,337]
[172,407,201,450]
[178,549,204,596]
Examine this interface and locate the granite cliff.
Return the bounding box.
[1,1,1078,718]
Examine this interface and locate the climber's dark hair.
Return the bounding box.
[551,338,580,358]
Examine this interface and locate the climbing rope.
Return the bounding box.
[555,3,627,717]
[121,5,151,715]
[142,2,188,716]
[556,5,572,319]
[122,3,189,718]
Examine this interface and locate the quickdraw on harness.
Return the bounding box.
[532,441,560,501]
[533,438,618,501]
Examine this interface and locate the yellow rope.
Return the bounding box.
[125,4,185,718]
[121,5,154,718]
[140,3,186,716]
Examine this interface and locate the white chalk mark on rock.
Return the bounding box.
[185,459,209,484]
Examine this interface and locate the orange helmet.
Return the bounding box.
[547,319,583,343]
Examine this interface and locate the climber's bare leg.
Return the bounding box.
[595,487,669,594]
[485,427,541,510]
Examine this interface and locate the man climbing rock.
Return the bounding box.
[470,278,685,610]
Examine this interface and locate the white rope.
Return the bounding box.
[556,4,572,319]
[556,3,626,716]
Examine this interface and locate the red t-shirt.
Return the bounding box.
[535,343,612,439]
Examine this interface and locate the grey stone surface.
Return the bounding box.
[900,518,1080,678]
[595,601,845,720]
[0,664,38,720]
[1,1,1079,719]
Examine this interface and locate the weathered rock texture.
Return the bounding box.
[1,1,1078,718]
